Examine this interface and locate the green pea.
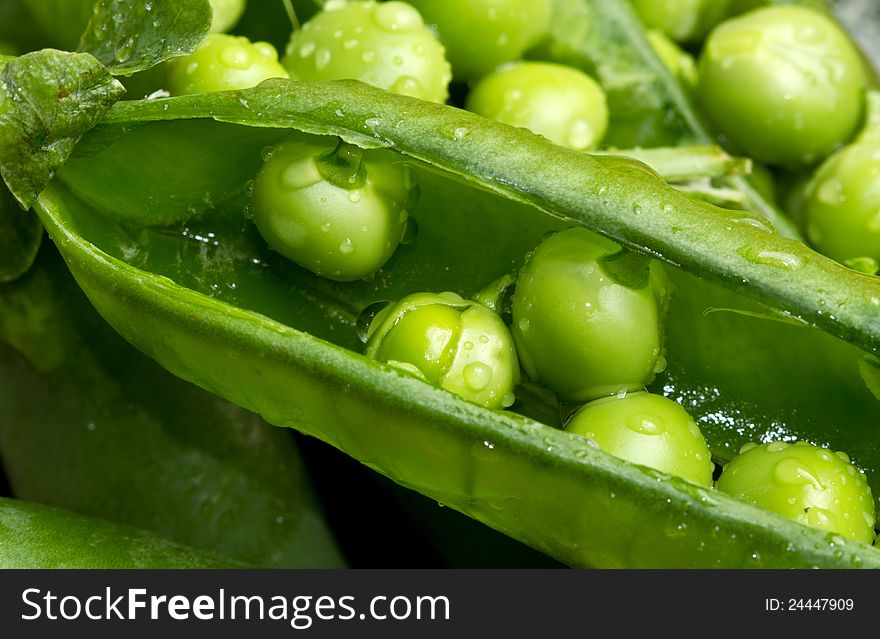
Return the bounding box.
[645,30,697,91]
[716,441,876,544]
[567,392,714,486]
[209,0,246,33]
[630,0,732,43]
[466,61,608,151]
[365,292,520,410]
[697,6,867,168]
[165,33,288,95]
[510,228,669,402]
[408,0,553,81]
[283,0,451,103]
[251,136,415,281]
[803,141,880,265]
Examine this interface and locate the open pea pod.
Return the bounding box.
[32,76,880,568]
[0,246,344,568]
[0,497,241,568]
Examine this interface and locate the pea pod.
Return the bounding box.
[28,76,880,566]
[0,247,345,568]
[0,497,241,568]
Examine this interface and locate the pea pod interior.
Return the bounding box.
[34,84,880,566]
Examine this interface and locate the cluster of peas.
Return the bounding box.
[163,0,878,546]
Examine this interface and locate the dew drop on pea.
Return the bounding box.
[805,507,837,530]
[260,146,275,162]
[315,47,332,70]
[463,362,493,391]
[356,300,392,343]
[625,413,664,436]
[372,1,424,33]
[391,75,422,96]
[773,457,824,488]
[220,44,253,69]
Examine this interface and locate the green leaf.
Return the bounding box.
[32,83,880,567]
[79,0,212,77]
[0,182,41,283]
[0,246,345,568]
[0,498,242,568]
[0,49,125,208]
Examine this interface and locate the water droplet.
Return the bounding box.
[517,318,530,332]
[737,246,802,270]
[315,47,332,70]
[356,300,392,343]
[817,178,845,206]
[478,334,490,344]
[364,117,382,128]
[348,189,362,203]
[260,146,275,162]
[626,413,664,436]
[220,44,253,70]
[116,36,135,63]
[804,507,836,530]
[278,155,320,189]
[343,39,359,50]
[835,450,850,463]
[653,354,667,374]
[730,216,774,233]
[766,441,789,453]
[373,2,424,32]
[186,61,199,75]
[463,362,492,391]
[567,118,594,150]
[361,49,376,63]
[299,42,316,58]
[773,457,823,489]
[739,442,758,454]
[339,238,354,254]
[390,75,421,96]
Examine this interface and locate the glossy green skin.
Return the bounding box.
[804,141,880,264]
[166,33,288,95]
[366,292,520,409]
[716,441,876,544]
[631,0,732,43]
[567,392,714,487]
[698,6,867,168]
[210,0,246,33]
[466,61,608,151]
[283,0,450,103]
[251,136,413,281]
[645,29,697,90]
[511,227,668,402]
[0,498,240,568]
[408,0,553,81]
